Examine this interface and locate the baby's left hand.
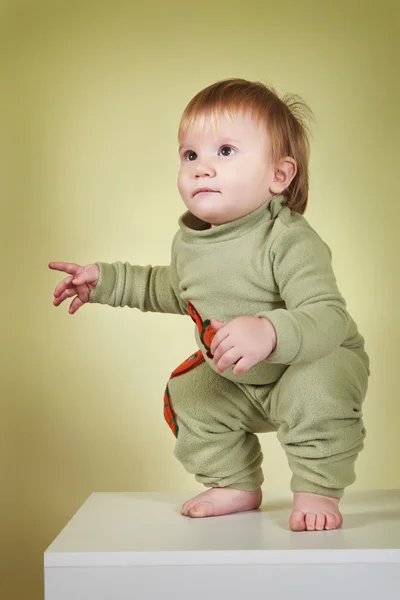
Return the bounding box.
[210,316,277,375]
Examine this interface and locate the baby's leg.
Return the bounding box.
[269,347,369,531]
[165,355,265,517]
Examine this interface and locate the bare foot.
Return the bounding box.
[290,492,343,531]
[181,487,262,518]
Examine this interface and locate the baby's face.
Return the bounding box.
[177,112,276,226]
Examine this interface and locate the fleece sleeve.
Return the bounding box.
[257,226,350,364]
[88,236,187,315]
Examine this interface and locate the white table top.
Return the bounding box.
[44,489,400,567]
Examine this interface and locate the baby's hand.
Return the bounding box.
[48,262,100,314]
[210,316,277,375]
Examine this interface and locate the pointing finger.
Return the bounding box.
[48,262,80,275]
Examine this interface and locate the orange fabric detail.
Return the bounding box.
[163,349,205,437]
[163,386,179,437]
[170,350,205,378]
[187,301,217,359]
[164,301,216,437]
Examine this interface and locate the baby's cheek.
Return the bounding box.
[177,171,184,194]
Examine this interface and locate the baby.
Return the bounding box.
[49,78,369,531]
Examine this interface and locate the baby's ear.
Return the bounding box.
[270,157,297,194]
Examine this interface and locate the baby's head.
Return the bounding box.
[177,78,312,226]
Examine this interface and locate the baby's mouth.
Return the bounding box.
[193,188,220,197]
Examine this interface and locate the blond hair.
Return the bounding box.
[178,78,313,214]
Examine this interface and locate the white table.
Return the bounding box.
[44,490,400,600]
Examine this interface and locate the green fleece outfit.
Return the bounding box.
[89,195,369,498]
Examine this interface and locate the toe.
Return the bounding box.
[315,512,326,531]
[289,510,306,531]
[305,512,317,531]
[188,502,213,518]
[325,512,336,529]
[325,511,343,530]
[335,512,344,529]
[181,501,193,516]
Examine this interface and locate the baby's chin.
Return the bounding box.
[187,204,241,226]
[199,213,233,227]
[186,206,228,225]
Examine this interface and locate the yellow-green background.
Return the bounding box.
[1,0,398,598]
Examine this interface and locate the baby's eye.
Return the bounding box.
[219,146,236,157]
[184,150,197,161]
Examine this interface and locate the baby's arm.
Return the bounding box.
[259,225,350,364]
[50,235,186,316]
[88,234,186,316]
[89,261,186,315]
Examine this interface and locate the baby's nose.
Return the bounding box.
[195,161,216,177]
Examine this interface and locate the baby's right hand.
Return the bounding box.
[48,262,100,314]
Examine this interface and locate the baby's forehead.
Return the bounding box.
[179,109,266,143]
